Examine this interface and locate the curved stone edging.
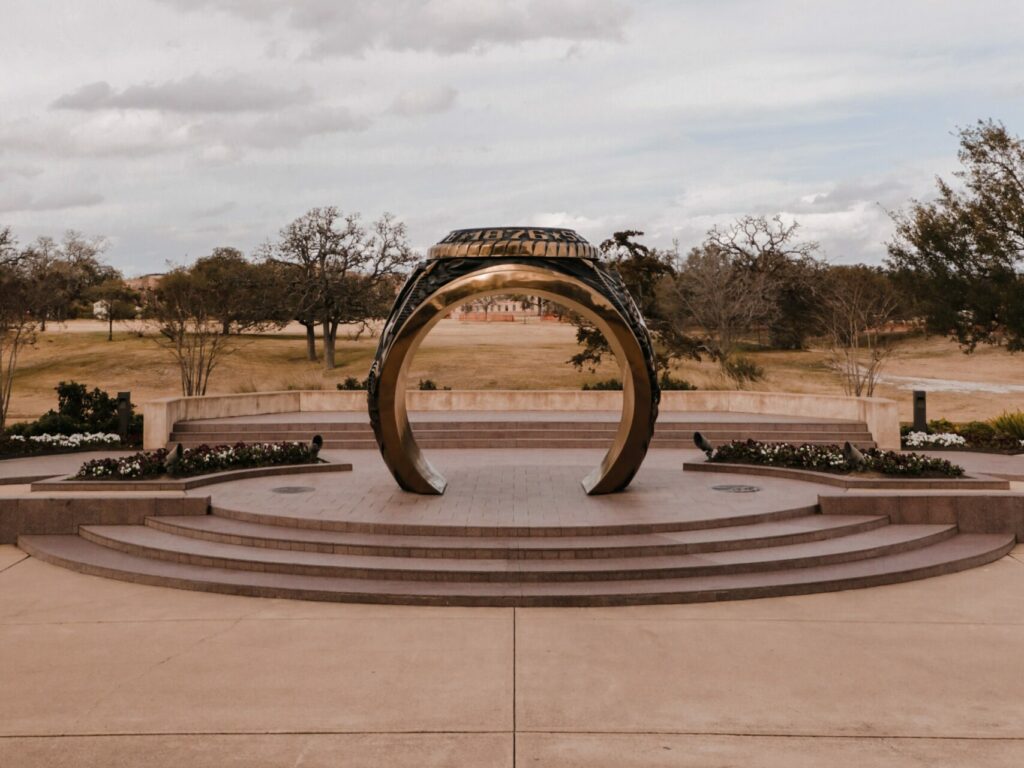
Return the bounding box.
[30,461,352,493]
[143,389,900,450]
[682,461,1010,490]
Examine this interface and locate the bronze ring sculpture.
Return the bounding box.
[367,227,660,495]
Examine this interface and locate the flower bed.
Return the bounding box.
[900,416,1024,454]
[709,440,965,478]
[0,432,123,459]
[76,441,320,480]
[902,431,967,448]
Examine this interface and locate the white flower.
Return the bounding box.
[904,431,965,448]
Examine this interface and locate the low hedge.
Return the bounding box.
[76,441,320,480]
[709,440,965,478]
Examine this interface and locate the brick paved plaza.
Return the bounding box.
[2,447,1023,765]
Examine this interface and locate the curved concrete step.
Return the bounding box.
[172,438,876,450]
[18,532,1014,606]
[147,513,890,559]
[211,502,820,537]
[168,427,875,439]
[76,523,957,582]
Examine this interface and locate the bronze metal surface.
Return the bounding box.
[368,228,659,496]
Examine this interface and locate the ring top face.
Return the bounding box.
[427,227,600,260]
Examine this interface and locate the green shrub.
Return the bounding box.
[658,373,697,391]
[991,411,1024,440]
[583,374,695,391]
[958,421,997,443]
[723,356,765,384]
[418,379,438,390]
[5,381,138,443]
[582,378,622,391]
[927,418,956,434]
[337,377,368,390]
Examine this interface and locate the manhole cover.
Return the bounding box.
[271,486,315,494]
[711,484,762,493]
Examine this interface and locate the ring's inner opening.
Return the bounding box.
[406,293,624,393]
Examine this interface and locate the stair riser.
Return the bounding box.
[172,421,869,434]
[78,527,956,582]
[144,516,890,559]
[210,505,819,537]
[22,537,1013,606]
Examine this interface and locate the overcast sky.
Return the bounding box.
[3,0,1023,275]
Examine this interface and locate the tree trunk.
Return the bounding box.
[303,322,317,361]
[222,319,231,335]
[107,313,113,342]
[323,319,337,370]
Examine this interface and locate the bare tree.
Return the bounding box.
[705,215,824,349]
[658,245,776,385]
[271,208,416,369]
[147,267,236,396]
[818,266,900,397]
[0,229,37,429]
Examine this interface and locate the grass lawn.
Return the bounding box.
[5,319,1023,424]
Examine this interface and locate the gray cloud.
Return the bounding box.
[0,191,104,214]
[389,86,457,116]
[158,0,630,57]
[52,74,312,113]
[194,201,237,218]
[5,0,1024,273]
[191,105,370,149]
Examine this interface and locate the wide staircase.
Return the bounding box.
[168,416,877,450]
[19,499,1011,606]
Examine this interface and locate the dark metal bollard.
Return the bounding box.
[912,390,927,432]
[117,391,131,443]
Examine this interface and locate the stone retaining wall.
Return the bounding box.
[820,493,1024,540]
[0,496,209,545]
[143,390,901,450]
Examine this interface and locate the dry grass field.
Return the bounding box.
[6,319,1023,424]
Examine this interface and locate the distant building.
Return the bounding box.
[125,273,163,291]
[455,296,564,322]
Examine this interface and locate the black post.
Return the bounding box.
[912,390,927,432]
[117,391,131,444]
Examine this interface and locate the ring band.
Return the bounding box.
[367,228,660,495]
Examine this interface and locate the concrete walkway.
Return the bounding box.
[2,542,1024,766]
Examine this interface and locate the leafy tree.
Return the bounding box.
[20,231,115,330]
[888,119,1024,353]
[190,247,287,335]
[86,277,139,341]
[569,230,700,374]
